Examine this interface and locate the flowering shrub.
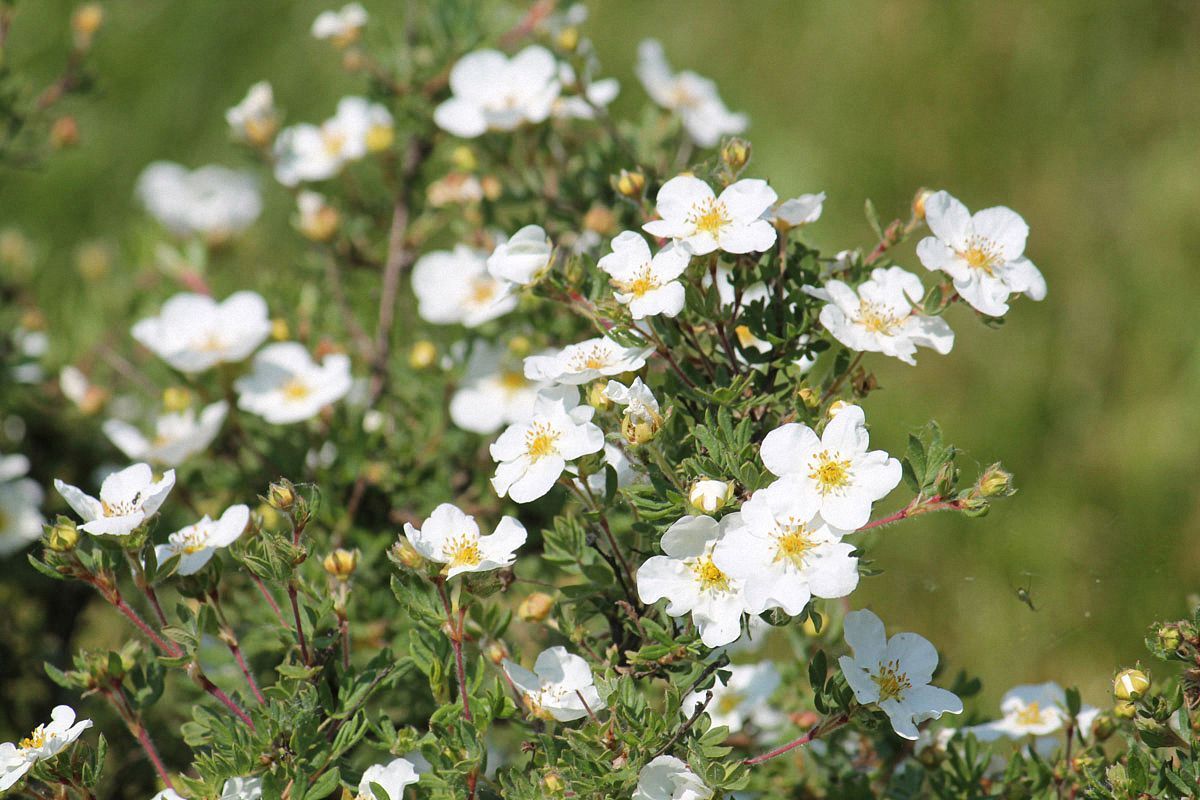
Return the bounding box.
[1,2,1199,799]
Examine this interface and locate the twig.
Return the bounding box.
[100,683,175,791]
[434,579,474,723]
[745,712,850,765]
[653,690,713,758]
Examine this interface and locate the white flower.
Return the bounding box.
[54,463,175,537]
[234,343,352,425]
[916,190,1046,317]
[154,504,250,576]
[273,97,392,186]
[553,63,620,120]
[132,291,270,373]
[450,342,550,434]
[598,231,691,319]
[969,682,1071,740]
[503,646,604,722]
[636,514,747,648]
[0,455,45,557]
[220,777,263,800]
[770,193,825,229]
[643,176,777,256]
[403,503,526,579]
[311,2,367,44]
[357,757,420,800]
[0,705,91,792]
[411,244,516,327]
[434,46,561,138]
[226,81,277,144]
[151,791,186,800]
[523,336,654,385]
[604,378,660,425]
[580,442,644,496]
[486,224,553,286]
[838,609,963,740]
[806,267,954,366]
[760,404,901,530]
[684,661,785,735]
[136,162,261,240]
[687,480,732,514]
[296,190,340,241]
[632,755,712,800]
[712,479,858,616]
[490,389,604,503]
[636,39,746,148]
[102,400,227,466]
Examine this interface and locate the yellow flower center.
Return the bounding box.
[809,450,852,495]
[499,370,528,392]
[282,379,311,401]
[568,345,612,373]
[469,277,497,305]
[716,691,743,715]
[872,660,911,702]
[614,264,660,298]
[1015,702,1046,727]
[443,534,482,568]
[199,333,225,352]
[772,520,813,568]
[525,422,560,460]
[957,235,1002,276]
[365,123,394,153]
[690,555,731,593]
[688,198,731,237]
[322,129,347,156]
[177,528,209,555]
[857,300,903,334]
[101,495,142,517]
[669,83,700,109]
[18,726,46,750]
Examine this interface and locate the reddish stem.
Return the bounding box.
[195,671,256,730]
[856,496,961,532]
[745,713,849,765]
[227,639,266,705]
[435,580,473,723]
[134,722,175,789]
[289,582,311,665]
[112,595,183,658]
[251,574,288,627]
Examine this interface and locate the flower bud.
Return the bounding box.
[1155,625,1182,653]
[50,116,80,150]
[1113,668,1150,701]
[298,200,339,243]
[827,400,847,418]
[507,336,532,357]
[161,386,192,413]
[543,771,565,793]
[976,463,1014,497]
[271,318,290,341]
[323,548,359,580]
[409,340,437,369]
[484,640,510,665]
[71,4,103,49]
[615,169,646,199]
[587,382,611,411]
[267,480,296,512]
[621,415,658,446]
[392,536,426,571]
[1090,713,1116,741]
[365,122,395,153]
[688,479,733,514]
[518,592,555,623]
[75,241,111,282]
[46,519,80,552]
[583,205,617,236]
[1112,700,1136,720]
[721,138,751,172]
[798,387,819,408]
[556,25,580,52]
[480,175,503,201]
[450,145,477,172]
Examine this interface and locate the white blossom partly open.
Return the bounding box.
[434,46,561,138]
[712,479,859,616]
[357,757,420,800]
[403,502,526,579]
[632,755,712,800]
[311,3,367,44]
[0,454,45,557]
[412,244,516,327]
[226,81,277,144]
[0,705,92,792]
[643,176,777,256]
[760,404,901,530]
[55,463,175,537]
[132,291,271,374]
[220,777,263,800]
[273,97,393,186]
[598,231,691,319]
[503,646,605,722]
[234,342,353,424]
[636,38,746,148]
[154,504,250,576]
[769,193,826,229]
[636,514,748,648]
[136,162,261,240]
[102,400,227,466]
[486,224,553,286]
[916,190,1047,317]
[450,342,550,434]
[604,378,661,427]
[968,682,1072,740]
[838,609,963,740]
[805,267,955,366]
[490,389,604,503]
[683,661,785,735]
[523,336,654,385]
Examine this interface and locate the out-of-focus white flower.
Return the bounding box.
[219,777,263,800]
[490,388,604,503]
[684,661,785,735]
[102,401,227,466]
[295,191,340,242]
[226,81,278,145]
[486,224,553,286]
[770,193,825,229]
[273,97,393,186]
[838,609,963,740]
[969,682,1072,740]
[632,755,712,800]
[805,267,954,366]
[427,173,485,207]
[0,705,92,792]
[311,3,367,45]
[598,231,691,319]
[644,176,777,256]
[435,46,561,138]
[154,504,249,575]
[916,190,1046,317]
[136,162,261,240]
[760,404,901,530]
[132,291,271,374]
[59,366,107,414]
[553,63,620,120]
[357,757,420,800]
[412,244,516,327]
[54,463,174,537]
[637,514,748,648]
[234,343,352,425]
[503,646,604,722]
[636,39,746,148]
[524,336,654,385]
[0,454,44,557]
[403,503,526,579]
[449,342,550,434]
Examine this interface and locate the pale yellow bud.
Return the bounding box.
[161,387,192,413]
[71,4,103,49]
[583,205,617,236]
[507,336,532,357]
[615,169,646,199]
[75,241,111,282]
[46,519,80,552]
[267,480,296,512]
[271,318,290,341]
[1113,669,1150,701]
[392,536,426,571]
[450,146,478,172]
[688,479,733,514]
[721,138,751,172]
[365,123,394,153]
[587,382,611,411]
[323,548,359,580]
[300,205,340,243]
[517,592,555,622]
[913,188,934,221]
[621,415,658,446]
[798,387,819,408]
[409,340,437,369]
[828,400,848,418]
[556,26,580,53]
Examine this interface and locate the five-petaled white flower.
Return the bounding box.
[404,503,526,579]
[503,646,605,722]
[234,342,353,425]
[0,454,45,557]
[136,162,262,241]
[273,97,393,186]
[838,608,963,740]
[411,244,516,327]
[604,378,661,427]
[644,176,777,256]
[636,514,748,648]
[450,342,550,435]
[760,404,901,530]
[220,777,263,800]
[486,224,553,286]
[632,755,712,800]
[226,81,277,145]
[636,38,746,148]
[969,682,1073,740]
[806,267,955,365]
[357,757,420,800]
[490,389,604,503]
[683,661,785,735]
[916,190,1046,317]
[132,291,271,374]
[55,462,175,537]
[311,3,367,45]
[712,479,859,616]
[770,192,826,229]
[0,705,92,792]
[154,504,250,576]
[598,231,691,319]
[434,46,561,138]
[523,336,654,385]
[102,400,228,466]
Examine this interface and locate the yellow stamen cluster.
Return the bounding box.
[1014,702,1046,727]
[857,300,904,335]
[525,422,560,460]
[568,345,611,373]
[688,198,731,237]
[18,726,46,751]
[957,235,1002,276]
[101,494,142,517]
[177,528,210,555]
[872,660,911,702]
[772,519,814,568]
[281,379,311,401]
[499,370,528,392]
[809,450,853,495]
[443,534,482,569]
[690,555,731,593]
[613,264,660,298]
[469,277,497,305]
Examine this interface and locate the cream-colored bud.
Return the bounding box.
[409,340,437,369]
[621,415,658,446]
[392,536,426,571]
[450,145,477,172]
[1113,668,1149,701]
[587,382,611,411]
[46,519,80,552]
[977,463,1014,497]
[75,241,111,282]
[161,387,192,413]
[267,480,296,512]
[365,123,395,153]
[300,205,340,243]
[615,169,646,199]
[556,26,580,52]
[517,592,555,623]
[323,548,359,580]
[688,479,733,514]
[71,4,103,49]
[721,138,751,171]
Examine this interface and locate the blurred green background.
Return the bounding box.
[3,0,1199,727]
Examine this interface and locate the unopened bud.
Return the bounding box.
[50,116,80,149]
[75,241,111,282]
[270,318,290,341]
[323,548,359,580]
[517,592,555,623]
[827,400,848,417]
[365,122,395,153]
[267,480,296,512]
[71,4,103,49]
[977,463,1014,497]
[46,519,80,552]
[913,188,933,221]
[798,387,819,408]
[299,203,339,243]
[1155,625,1182,654]
[688,479,733,514]
[1112,700,1136,720]
[621,415,658,446]
[721,138,751,172]
[480,175,502,201]
[1090,713,1116,741]
[1113,668,1150,701]
[507,336,532,357]
[615,169,646,199]
[587,382,611,411]
[409,340,437,369]
[583,205,617,236]
[484,640,510,665]
[543,771,565,793]
[556,26,580,52]
[392,536,426,571]
[451,145,477,172]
